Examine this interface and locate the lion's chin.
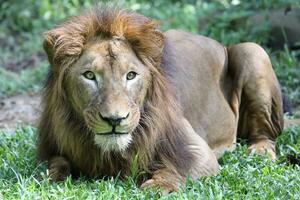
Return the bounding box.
[94,133,132,152]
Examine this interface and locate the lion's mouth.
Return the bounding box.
[96,131,128,135]
[96,127,128,135]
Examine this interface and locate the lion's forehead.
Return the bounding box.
[85,38,135,59]
[78,39,139,73]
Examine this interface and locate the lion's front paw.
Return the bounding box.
[48,156,71,182]
[141,178,177,195]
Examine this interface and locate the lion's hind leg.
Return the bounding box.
[228,42,284,160]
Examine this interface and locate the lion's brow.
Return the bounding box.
[106,43,116,71]
[107,43,116,60]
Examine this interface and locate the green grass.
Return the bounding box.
[0,126,299,199]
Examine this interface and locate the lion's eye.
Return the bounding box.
[83,71,96,80]
[126,71,137,80]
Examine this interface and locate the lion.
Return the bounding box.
[37,7,283,193]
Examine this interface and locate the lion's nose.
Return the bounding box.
[100,113,129,127]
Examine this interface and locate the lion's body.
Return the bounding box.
[37,8,283,192]
[163,30,236,156]
[163,30,283,157]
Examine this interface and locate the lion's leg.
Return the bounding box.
[37,127,72,181]
[141,118,219,193]
[48,156,71,182]
[228,42,284,160]
[141,168,184,194]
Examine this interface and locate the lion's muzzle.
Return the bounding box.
[99,112,129,127]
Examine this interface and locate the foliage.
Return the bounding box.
[0,126,299,199]
[271,46,300,105]
[0,0,299,104]
[0,62,48,98]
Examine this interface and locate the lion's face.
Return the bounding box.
[65,37,151,151]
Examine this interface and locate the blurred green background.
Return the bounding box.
[1,0,299,108]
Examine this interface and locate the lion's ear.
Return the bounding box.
[154,30,164,53]
[43,31,57,68]
[147,30,164,66]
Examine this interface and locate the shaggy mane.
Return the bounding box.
[38,7,193,181]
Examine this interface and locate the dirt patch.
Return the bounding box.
[0,94,41,131]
